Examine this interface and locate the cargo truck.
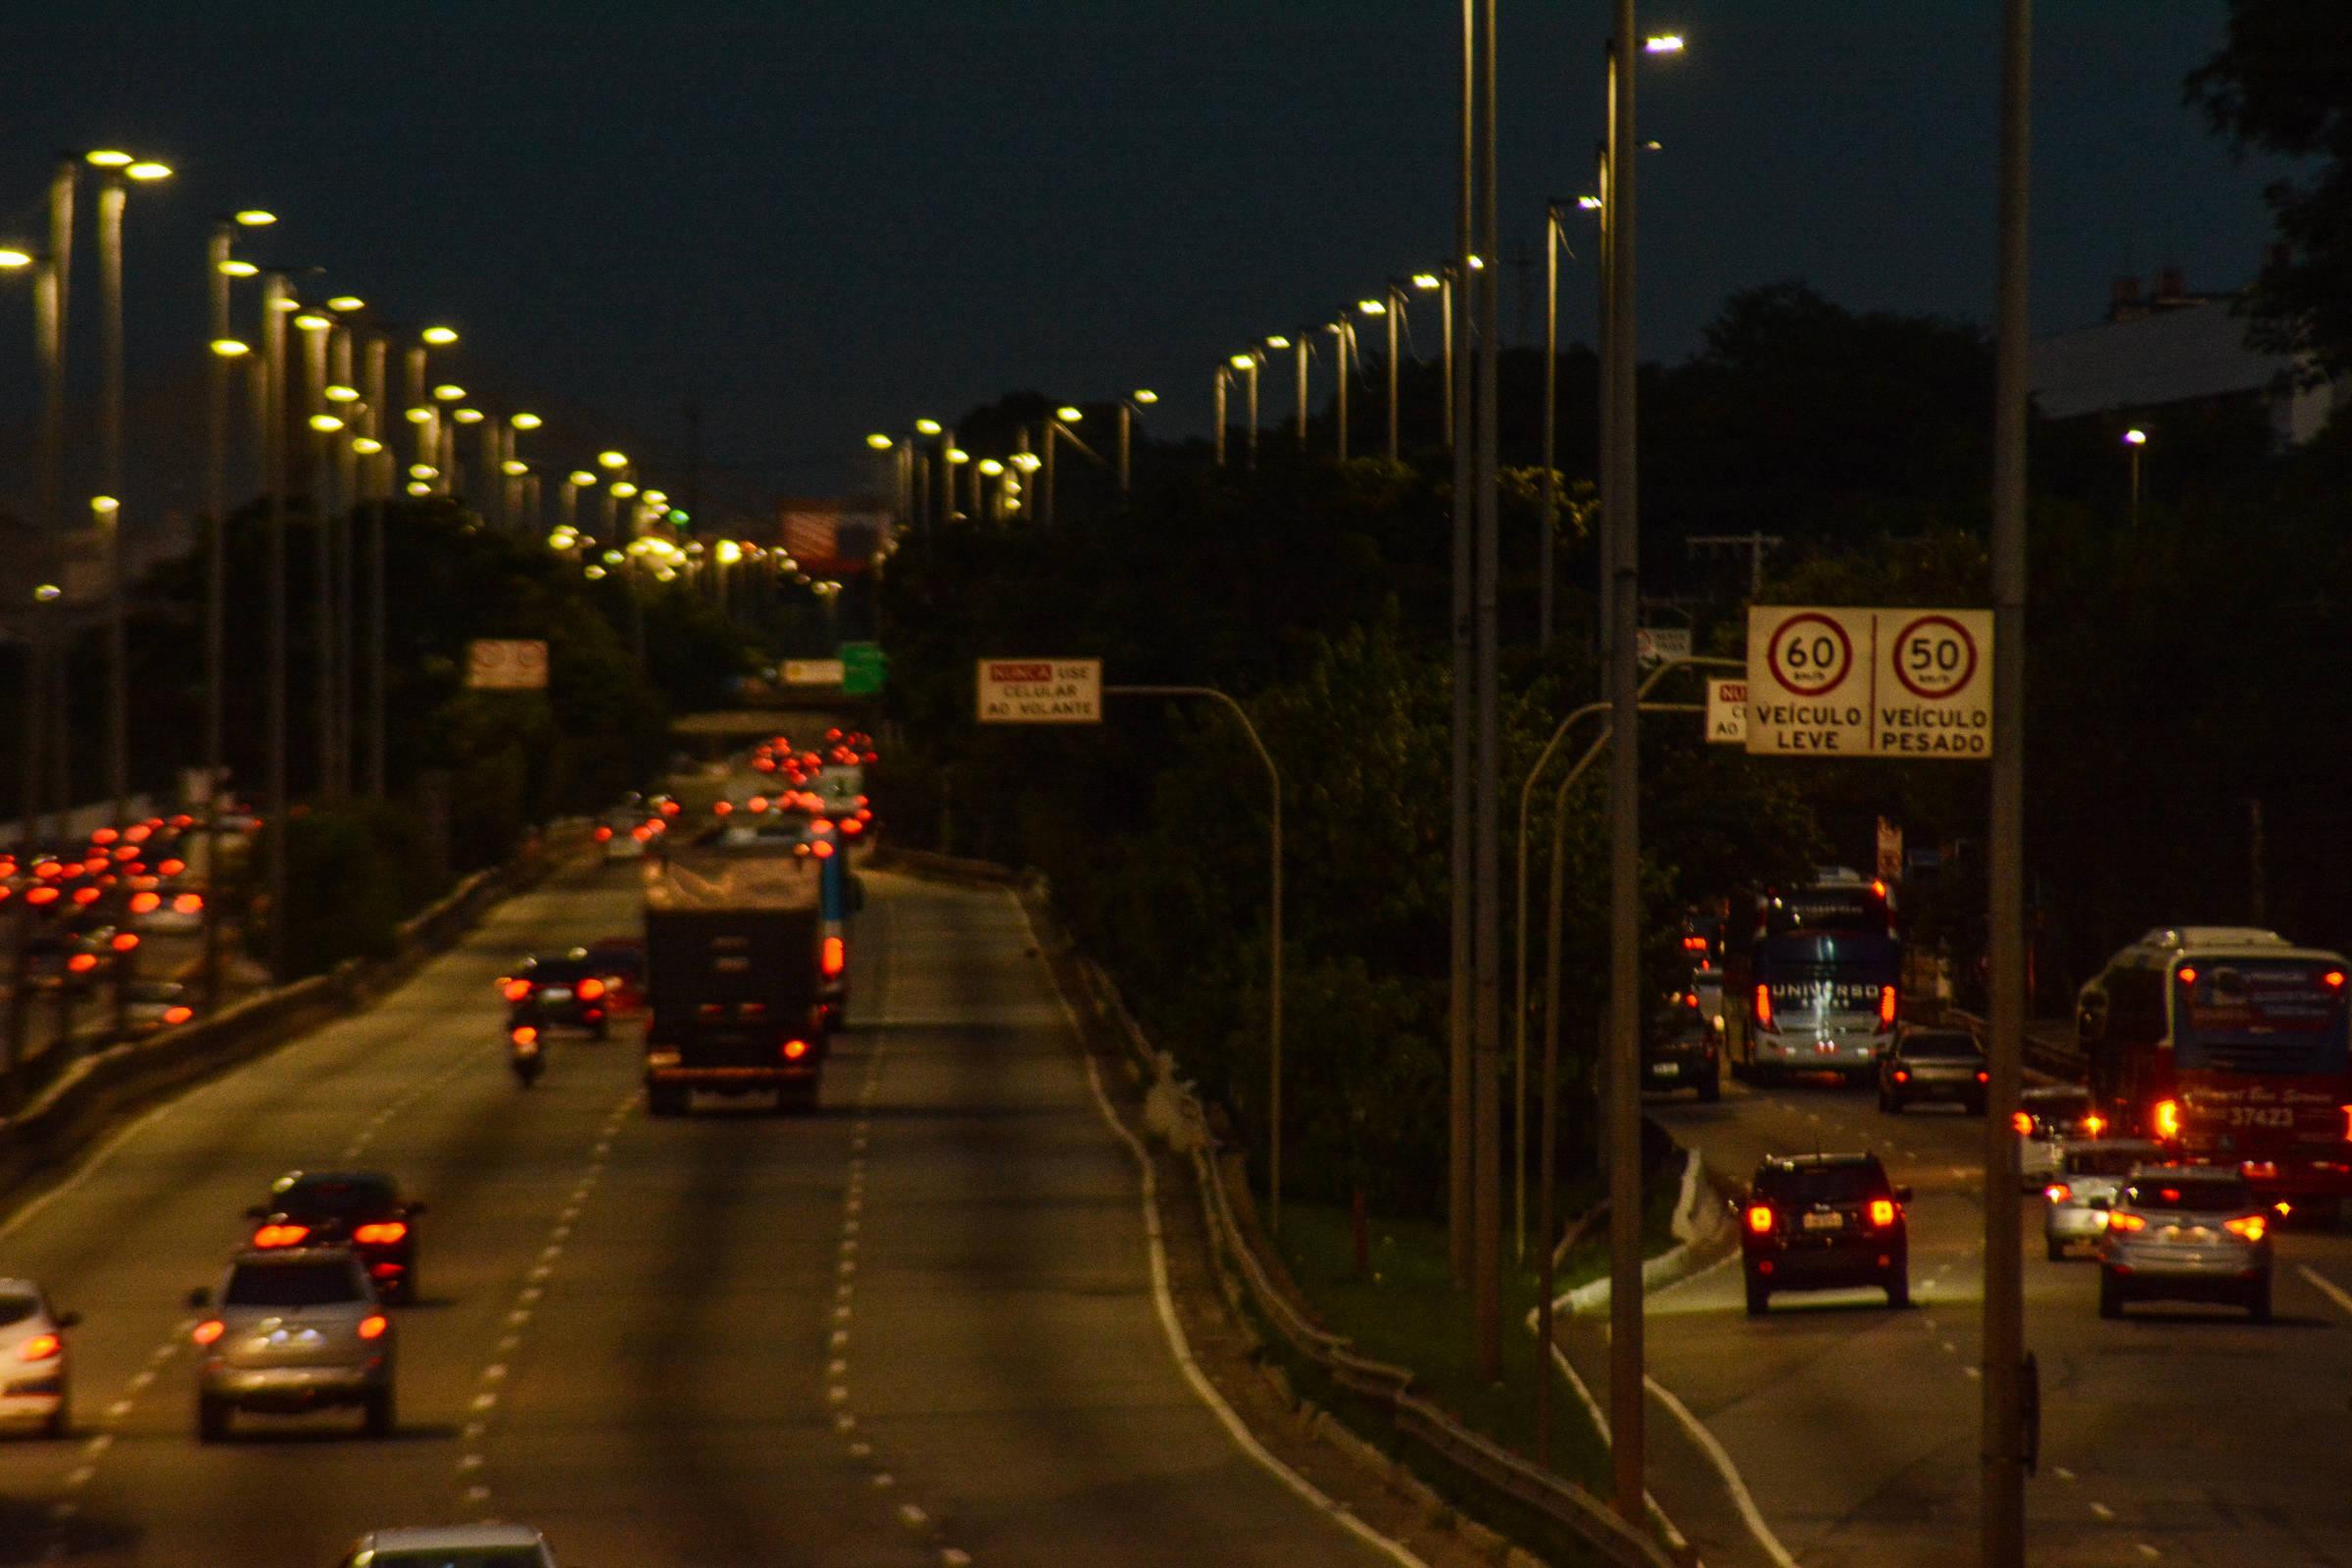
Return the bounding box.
[641,851,827,1116]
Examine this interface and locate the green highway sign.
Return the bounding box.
[839,641,888,695]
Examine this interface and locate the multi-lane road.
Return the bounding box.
[0,859,1406,1568]
[1578,1073,2352,1568]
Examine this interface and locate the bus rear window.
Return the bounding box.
[2180,961,2343,1034]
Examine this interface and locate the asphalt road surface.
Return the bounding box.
[0,860,1400,1568]
[1601,1072,2352,1568]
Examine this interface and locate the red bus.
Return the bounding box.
[2076,927,2352,1207]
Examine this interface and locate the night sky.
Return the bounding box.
[0,3,2293,512]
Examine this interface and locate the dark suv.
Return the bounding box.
[246,1172,424,1303]
[1741,1152,1912,1314]
[502,952,614,1040]
[1877,1028,1987,1115]
[1642,1004,1722,1102]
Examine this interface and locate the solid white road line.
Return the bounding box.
[1014,890,1429,1568]
[2297,1264,2352,1320]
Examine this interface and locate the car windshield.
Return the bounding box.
[1902,1033,1982,1060]
[2064,1148,2151,1177]
[275,1178,396,1219]
[224,1260,364,1306]
[0,1292,39,1328]
[1763,1164,1886,1204]
[368,1552,543,1568]
[2124,1177,2254,1212]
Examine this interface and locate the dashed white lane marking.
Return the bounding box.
[2054,1466,2077,1483]
[466,1485,491,1503]
[471,1392,500,1411]
[2135,1546,2160,1560]
[63,1467,94,1488]
[872,1473,896,1488]
[459,1453,485,1470]
[2090,1502,2116,1520]
[900,1503,928,1527]
[942,1550,971,1567]
[2298,1264,2352,1318]
[81,1435,110,1456]
[1018,889,1430,1568]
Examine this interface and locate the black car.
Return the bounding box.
[1642,1004,1722,1102]
[502,951,615,1040]
[1740,1152,1912,1314]
[1877,1028,1987,1114]
[247,1172,424,1304]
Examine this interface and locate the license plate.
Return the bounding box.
[1651,1062,1681,1077]
[1802,1211,1844,1231]
[541,987,572,1002]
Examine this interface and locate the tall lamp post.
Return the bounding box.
[1412,272,1446,445]
[1328,319,1355,461]
[1229,354,1261,468]
[1115,389,1156,493]
[1360,292,1398,461]
[1212,366,1230,468]
[1539,199,1569,650]
[2123,427,2147,527]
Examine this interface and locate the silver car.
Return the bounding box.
[0,1279,77,1438]
[2099,1165,2276,1321]
[190,1249,395,1441]
[2042,1139,2167,1258]
[2017,1085,2101,1191]
[337,1524,557,1568]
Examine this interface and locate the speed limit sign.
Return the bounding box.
[1746,607,1991,759]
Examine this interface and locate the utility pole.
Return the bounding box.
[1471,0,1504,1383]
[1982,1,2034,1564]
[1447,0,1476,1293]
[1540,201,1565,652]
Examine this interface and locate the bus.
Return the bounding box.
[1724,868,1902,1088]
[2076,926,2352,1207]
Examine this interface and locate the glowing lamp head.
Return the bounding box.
[308,414,344,432]
[597,450,628,469]
[511,412,542,429]
[432,383,465,401]
[914,417,943,436]
[1056,405,1084,421]
[293,314,330,332]
[1264,335,1291,349]
[1644,33,1686,54]
[351,437,382,455]
[126,162,172,180]
[1133,388,1158,404]
[2124,428,2148,447]
[0,249,32,270]
[420,325,458,345]
[323,384,359,402]
[866,432,894,450]
[1411,273,1442,290]
[326,296,364,312]
[85,150,133,168]
[1357,298,1387,316]
[452,408,484,423]
[234,210,277,226]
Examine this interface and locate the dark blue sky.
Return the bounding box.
[0,2,2291,506]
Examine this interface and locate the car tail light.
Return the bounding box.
[2012,1111,2034,1137]
[1975,1069,1988,1084]
[67,954,97,973]
[91,828,118,846]
[2105,1211,2146,1233]
[17,1333,60,1362]
[1753,986,1772,1029]
[577,977,607,1001]
[25,887,57,906]
[1868,1199,1897,1227]
[111,933,139,952]
[503,979,532,1002]
[2326,969,2346,991]
[159,858,187,876]
[2044,1184,2071,1202]
[632,824,653,841]
[71,886,100,906]
[192,1319,224,1346]
[163,1005,193,1024]
[841,817,863,836]
[812,841,836,859]
[2082,1113,2105,1137]
[2341,1105,2352,1142]
[2177,966,2197,988]
[353,1221,409,1247]
[252,1223,310,1248]
[1744,1203,1774,1235]
[1878,985,1897,1028]
[2241,1160,2278,1182]
[822,937,845,977]
[1892,1069,1909,1084]
[661,801,679,816]
[594,825,613,841]
[2224,1214,2267,1242]
[2153,1099,2181,1140]
[712,801,734,815]
[511,1025,539,1047]
[356,1314,389,1341]
[749,796,768,812]
[172,893,204,913]
[128,891,162,913]
[783,1038,810,1059]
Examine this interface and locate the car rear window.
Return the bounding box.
[2124,1177,2254,1212]
[1902,1033,1983,1060]
[276,1179,396,1219]
[369,1552,544,1568]
[1762,1164,1886,1203]
[0,1293,39,1328]
[224,1260,364,1306]
[2063,1148,2149,1177]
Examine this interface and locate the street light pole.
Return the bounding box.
[1331,321,1351,461]
[95,170,129,828]
[1447,0,1476,1292]
[1540,200,1566,651]
[262,270,290,985]
[2124,428,2146,527]
[365,333,389,801]
[1213,367,1229,468]
[1471,0,1503,1386]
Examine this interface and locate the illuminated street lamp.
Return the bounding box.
[1116,389,1156,493]
[2124,428,2148,526]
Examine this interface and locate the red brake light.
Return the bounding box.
[1753,985,1772,1028]
[594,825,612,841]
[1868,1198,1896,1227]
[158,858,186,876]
[90,828,118,845]
[111,933,139,952]
[712,801,733,815]
[1893,1069,1909,1083]
[2012,1111,2034,1137]
[1878,985,1898,1028]
[748,797,768,812]
[192,1319,225,1346]
[812,841,835,859]
[783,1038,810,1059]
[1682,936,1708,952]
[822,936,845,977]
[2224,1214,2267,1243]
[356,1314,389,1341]
[25,887,57,906]
[128,891,161,913]
[1744,1203,1774,1235]
[2106,1211,2146,1233]
[2082,1113,2106,1137]
[2325,970,2345,990]
[841,817,863,835]
[661,801,680,815]
[352,1221,408,1246]
[72,886,100,905]
[2153,1099,2181,1140]
[632,825,653,841]
[2177,966,2197,988]
[173,893,204,913]
[503,979,532,1002]
[2044,1184,2072,1202]
[576,977,607,1001]
[1975,1069,1988,1083]
[163,1005,193,1024]
[252,1223,310,1248]
[17,1333,60,1362]
[67,954,97,973]
[511,1025,539,1046]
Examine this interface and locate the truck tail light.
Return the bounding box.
[822,937,845,977]
[2224,1214,2267,1243]
[577,977,606,1001]
[2105,1211,2146,1233]
[1754,986,1772,1029]
[1744,1203,1774,1235]
[1878,985,1897,1029]
[17,1334,60,1362]
[357,1314,389,1341]
[2153,1099,2181,1140]
[783,1038,810,1059]
[2012,1111,2034,1137]
[511,1025,539,1047]
[1868,1199,1896,1227]
[503,979,531,1002]
[352,1222,408,1246]
[252,1224,310,1248]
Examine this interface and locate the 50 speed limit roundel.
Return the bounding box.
[1889,613,1978,700]
[1765,612,1853,697]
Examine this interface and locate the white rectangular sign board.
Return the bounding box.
[1636,626,1692,665]
[783,660,847,686]
[1706,678,1748,745]
[1745,606,1991,759]
[466,639,549,690]
[977,659,1102,723]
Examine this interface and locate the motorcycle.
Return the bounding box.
[509,1023,545,1088]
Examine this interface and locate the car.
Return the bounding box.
[122,980,198,1035]
[22,927,112,992]
[335,1524,559,1568]
[582,936,647,1015]
[502,951,615,1040]
[247,1172,424,1303]
[0,1280,77,1439]
[1740,1152,1912,1314]
[2018,1084,2105,1190]
[596,809,651,859]
[2099,1164,2276,1320]
[1642,1002,1722,1102]
[189,1248,396,1441]
[2043,1138,2168,1258]
[126,879,207,932]
[1876,1027,1987,1114]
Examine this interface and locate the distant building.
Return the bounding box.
[2029,266,2342,447]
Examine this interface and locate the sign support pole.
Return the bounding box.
[1983,1,2033,1564]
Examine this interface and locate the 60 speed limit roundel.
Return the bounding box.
[1889,613,1978,700]
[1765,612,1853,697]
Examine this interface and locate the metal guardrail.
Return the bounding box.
[1063,945,1678,1568]
[1944,1007,2085,1082]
